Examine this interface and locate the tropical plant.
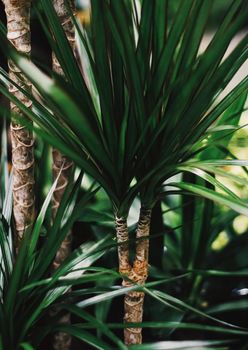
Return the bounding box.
[0,0,248,347]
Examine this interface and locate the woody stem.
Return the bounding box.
[3,0,35,251]
[123,207,152,345]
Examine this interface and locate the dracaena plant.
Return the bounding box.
[0,0,248,345]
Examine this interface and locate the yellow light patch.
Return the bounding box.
[211,231,229,251]
[233,215,248,235]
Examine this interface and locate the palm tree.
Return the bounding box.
[2,0,35,250]
[0,0,248,345]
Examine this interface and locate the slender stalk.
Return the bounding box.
[3,0,35,249]
[124,207,152,345]
[52,149,73,268]
[52,0,75,76]
[116,208,152,345]
[135,208,152,267]
[51,1,75,349]
[51,0,75,269]
[115,216,131,274]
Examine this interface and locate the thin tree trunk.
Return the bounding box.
[115,216,131,275]
[51,152,73,350]
[52,149,73,269]
[52,0,75,267]
[124,207,152,344]
[3,0,35,249]
[51,1,75,349]
[116,208,152,345]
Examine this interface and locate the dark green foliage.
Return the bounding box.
[0,0,247,214]
[0,0,248,348]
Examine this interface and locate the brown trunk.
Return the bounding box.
[123,207,151,345]
[51,1,75,349]
[115,216,131,275]
[51,0,75,267]
[52,149,73,269]
[3,0,35,249]
[51,153,72,350]
[116,209,152,345]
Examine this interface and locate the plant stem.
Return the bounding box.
[117,208,152,345]
[135,208,152,266]
[115,216,131,275]
[52,149,73,269]
[51,1,75,349]
[51,0,75,271]
[3,0,35,249]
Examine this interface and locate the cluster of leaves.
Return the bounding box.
[1,0,248,214]
[0,0,248,349]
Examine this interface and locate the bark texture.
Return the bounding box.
[51,1,75,349]
[116,208,152,345]
[52,0,75,76]
[52,149,73,269]
[3,0,35,247]
[52,0,75,266]
[115,216,131,275]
